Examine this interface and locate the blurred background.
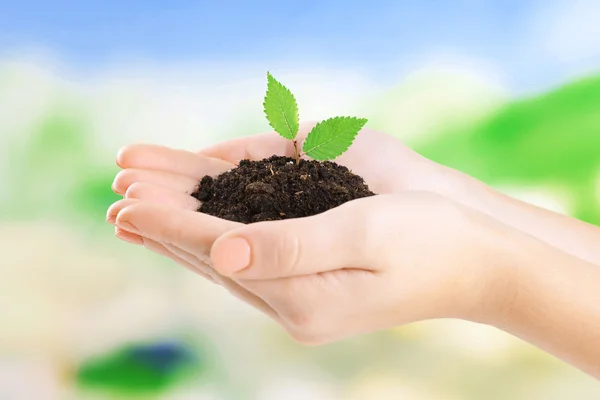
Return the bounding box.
[1,0,599,399]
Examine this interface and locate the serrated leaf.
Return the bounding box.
[302,117,367,160]
[263,72,299,140]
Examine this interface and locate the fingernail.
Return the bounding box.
[116,220,139,234]
[115,229,143,245]
[212,237,251,274]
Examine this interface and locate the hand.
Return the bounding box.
[108,122,479,245]
[212,193,518,344]
[107,124,437,292]
[110,190,514,344]
[107,126,600,375]
[106,124,498,326]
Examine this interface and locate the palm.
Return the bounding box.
[199,123,433,195]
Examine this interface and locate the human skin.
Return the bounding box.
[107,124,600,378]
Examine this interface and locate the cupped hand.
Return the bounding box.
[211,193,516,344]
[106,123,496,335]
[109,189,513,344]
[107,123,434,281]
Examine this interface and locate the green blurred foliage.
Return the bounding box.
[77,341,201,395]
[6,105,121,221]
[416,74,600,224]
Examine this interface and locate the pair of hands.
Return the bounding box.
[107,124,512,344]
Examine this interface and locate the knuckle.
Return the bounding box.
[271,277,335,345]
[285,306,332,346]
[289,331,326,346]
[280,232,302,275]
[259,227,302,276]
[287,308,313,330]
[286,314,331,346]
[353,198,387,248]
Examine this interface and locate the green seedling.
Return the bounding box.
[263,72,368,164]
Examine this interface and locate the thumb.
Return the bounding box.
[210,208,371,279]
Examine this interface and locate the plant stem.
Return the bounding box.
[293,140,300,164]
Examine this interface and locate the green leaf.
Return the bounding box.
[263,72,299,140]
[302,117,368,160]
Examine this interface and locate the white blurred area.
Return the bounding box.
[0,51,507,152]
[0,357,62,400]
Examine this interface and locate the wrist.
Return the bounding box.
[484,233,600,377]
[455,212,524,326]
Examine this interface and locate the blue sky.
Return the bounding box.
[1,0,599,93]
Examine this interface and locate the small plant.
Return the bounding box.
[263,72,368,164]
[193,72,375,223]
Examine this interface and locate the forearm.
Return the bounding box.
[493,230,600,378]
[437,165,600,265]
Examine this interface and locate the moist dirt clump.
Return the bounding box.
[192,155,375,224]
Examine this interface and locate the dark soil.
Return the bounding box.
[192,155,375,224]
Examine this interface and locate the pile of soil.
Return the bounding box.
[192,155,375,223]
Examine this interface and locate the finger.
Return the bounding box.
[110,200,281,322]
[199,122,317,163]
[117,144,234,179]
[113,224,216,282]
[219,276,283,323]
[161,242,282,322]
[145,238,218,284]
[114,226,143,245]
[107,198,140,225]
[115,202,241,259]
[112,168,199,196]
[125,182,201,210]
[210,202,373,280]
[163,242,213,275]
[199,133,290,164]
